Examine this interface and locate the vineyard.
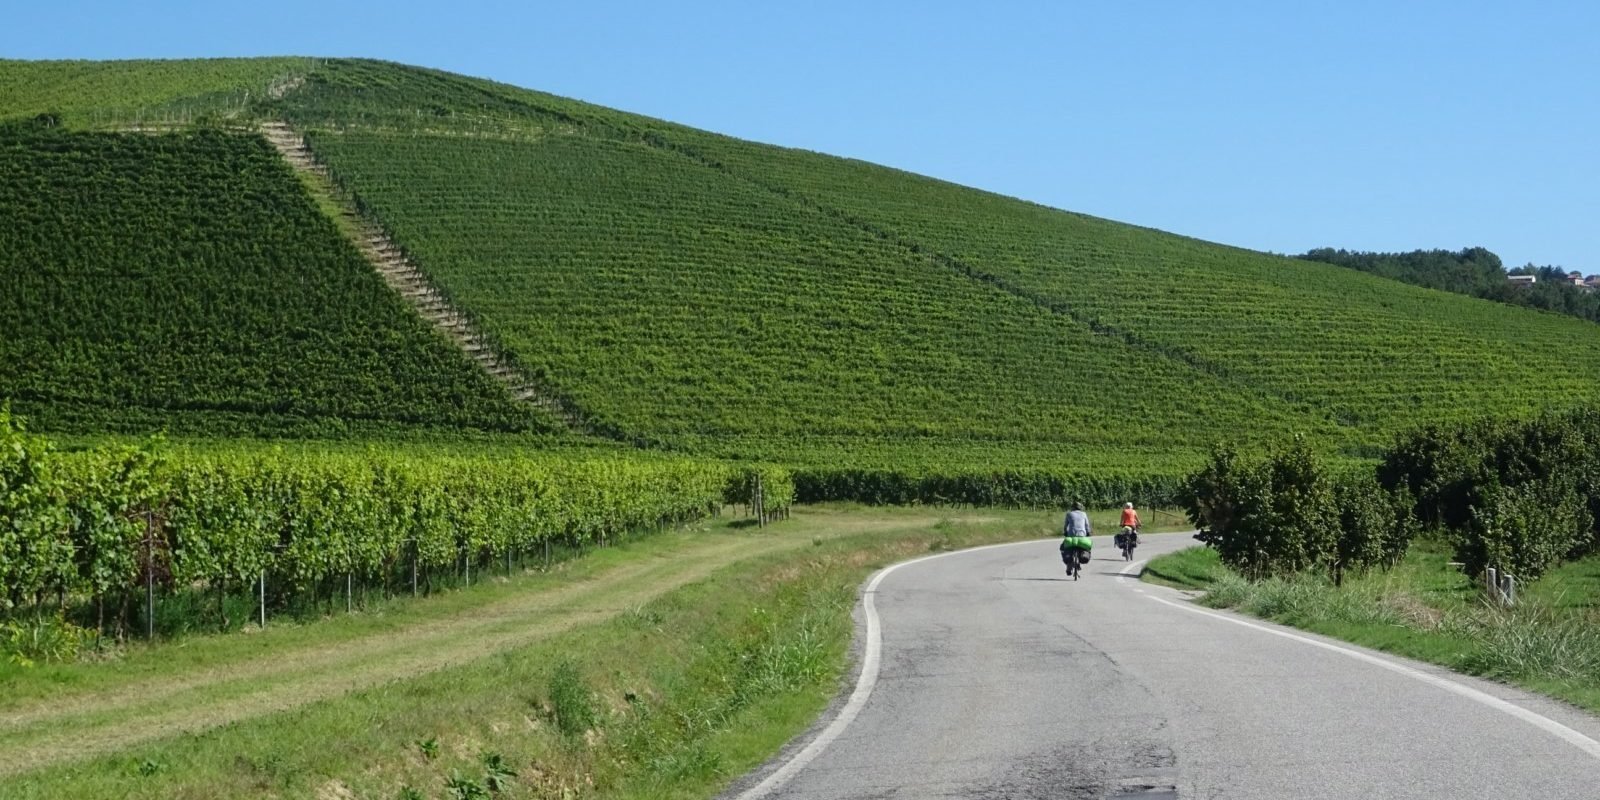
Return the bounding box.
[674,134,1600,442]
[302,129,1326,455]
[266,59,1600,463]
[0,125,560,438]
[11,57,1597,465]
[0,414,792,639]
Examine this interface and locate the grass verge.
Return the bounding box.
[1143,539,1600,713]
[0,506,1056,799]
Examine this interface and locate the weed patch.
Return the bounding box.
[548,661,598,738]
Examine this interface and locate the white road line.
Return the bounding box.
[1121,555,1600,762]
[733,538,1048,799]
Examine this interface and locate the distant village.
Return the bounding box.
[1507,271,1600,291]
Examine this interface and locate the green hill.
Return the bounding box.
[4,57,1599,490]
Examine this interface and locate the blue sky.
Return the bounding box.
[6,1,1596,270]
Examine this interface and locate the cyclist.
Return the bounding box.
[1060,501,1093,575]
[1116,502,1141,554]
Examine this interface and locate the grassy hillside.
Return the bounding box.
[0,124,560,438]
[6,57,1600,476]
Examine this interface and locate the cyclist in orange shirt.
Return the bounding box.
[1116,502,1141,557]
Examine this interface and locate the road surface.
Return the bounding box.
[724,532,1600,799]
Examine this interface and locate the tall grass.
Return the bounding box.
[1461,604,1600,683]
[1202,573,1403,627]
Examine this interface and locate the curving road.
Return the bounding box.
[724,532,1600,799]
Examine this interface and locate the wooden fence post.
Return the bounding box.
[145,509,155,641]
[755,473,765,528]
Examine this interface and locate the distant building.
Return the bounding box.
[1507,274,1537,285]
[1569,271,1586,286]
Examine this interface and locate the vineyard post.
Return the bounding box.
[144,509,154,641]
[346,572,353,613]
[544,538,550,570]
[411,539,418,598]
[259,569,266,628]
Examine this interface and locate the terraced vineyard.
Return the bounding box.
[0,125,560,438]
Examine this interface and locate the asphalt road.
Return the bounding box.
[724,532,1600,799]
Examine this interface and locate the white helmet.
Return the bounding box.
[1124,502,1133,509]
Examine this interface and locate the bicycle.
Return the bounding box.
[1060,537,1092,580]
[1118,526,1139,561]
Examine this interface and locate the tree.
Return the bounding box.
[1300,247,1600,326]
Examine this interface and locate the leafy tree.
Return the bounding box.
[1462,476,1591,580]
[1187,439,1409,581]
[1185,445,1278,579]
[1332,476,1412,585]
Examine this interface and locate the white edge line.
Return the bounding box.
[732,537,1048,799]
[1121,555,1600,762]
